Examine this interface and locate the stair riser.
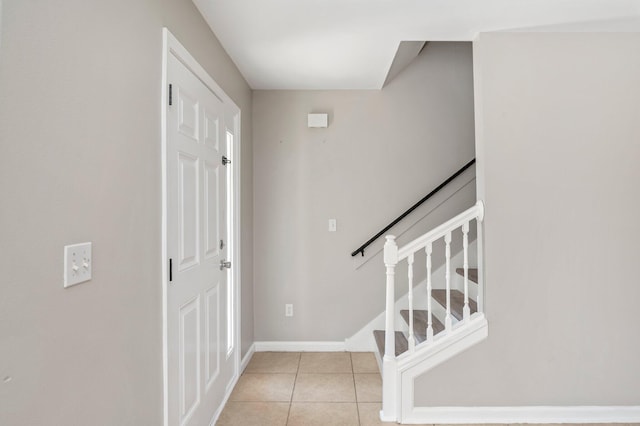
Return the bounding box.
[398,288,467,336]
[452,272,479,301]
[345,244,477,352]
[430,297,457,327]
[397,304,455,338]
[400,287,477,335]
[399,298,460,338]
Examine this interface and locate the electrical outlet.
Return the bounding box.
[285,304,293,317]
[64,242,92,288]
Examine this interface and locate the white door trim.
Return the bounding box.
[161,28,242,426]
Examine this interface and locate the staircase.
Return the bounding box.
[373,201,488,423]
[373,268,477,356]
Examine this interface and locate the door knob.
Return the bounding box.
[220,259,231,270]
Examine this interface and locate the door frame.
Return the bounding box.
[160,28,242,426]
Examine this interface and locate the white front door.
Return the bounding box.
[166,52,236,426]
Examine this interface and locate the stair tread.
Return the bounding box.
[455,267,478,284]
[400,310,445,343]
[432,289,477,321]
[373,330,408,357]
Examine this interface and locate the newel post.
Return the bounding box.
[381,235,399,422]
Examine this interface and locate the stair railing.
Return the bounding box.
[381,200,485,421]
[351,159,475,257]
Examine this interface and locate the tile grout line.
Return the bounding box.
[351,352,362,426]
[284,352,301,426]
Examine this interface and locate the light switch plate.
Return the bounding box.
[64,242,92,288]
[328,219,337,232]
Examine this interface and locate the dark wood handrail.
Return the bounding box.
[350,158,476,257]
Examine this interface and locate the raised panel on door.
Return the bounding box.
[204,161,220,259]
[179,296,201,425]
[204,109,219,151]
[178,153,199,270]
[178,88,199,141]
[205,283,220,389]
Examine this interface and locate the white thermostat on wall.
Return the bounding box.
[308,113,328,128]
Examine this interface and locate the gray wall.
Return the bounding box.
[0,0,252,424]
[415,32,640,406]
[252,42,476,342]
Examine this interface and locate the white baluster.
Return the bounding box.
[444,232,453,331]
[383,236,398,359]
[407,253,415,352]
[462,222,470,321]
[425,242,433,342]
[382,235,398,421]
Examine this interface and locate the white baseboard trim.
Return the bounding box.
[403,405,640,424]
[254,341,346,352]
[240,343,256,372]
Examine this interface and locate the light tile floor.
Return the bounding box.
[217,351,639,426]
[218,351,392,426]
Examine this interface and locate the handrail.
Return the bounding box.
[350,158,476,257]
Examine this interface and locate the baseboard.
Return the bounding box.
[240,343,256,372]
[403,405,640,424]
[254,341,345,352]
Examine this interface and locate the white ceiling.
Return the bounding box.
[192,0,640,90]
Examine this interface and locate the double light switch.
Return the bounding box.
[64,242,92,288]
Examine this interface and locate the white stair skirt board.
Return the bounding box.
[254,341,346,352]
[397,314,487,373]
[394,315,488,422]
[402,405,640,424]
[345,241,477,352]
